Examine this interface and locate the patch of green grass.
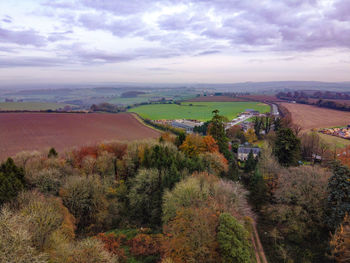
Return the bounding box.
[128,102,270,121]
[0,102,69,111]
[318,132,350,148]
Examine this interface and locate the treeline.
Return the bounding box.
[142,118,185,136]
[277,90,350,111]
[0,111,257,263]
[90,103,126,113]
[277,90,350,100]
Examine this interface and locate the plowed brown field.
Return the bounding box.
[0,113,160,160]
[281,103,350,130]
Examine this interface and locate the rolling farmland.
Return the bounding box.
[281,102,350,130]
[0,113,160,160]
[128,102,270,121]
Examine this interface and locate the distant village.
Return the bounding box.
[320,126,350,140]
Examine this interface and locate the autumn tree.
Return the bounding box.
[163,207,220,263]
[128,168,164,227]
[338,144,350,168]
[330,214,350,262]
[226,125,245,144]
[180,133,205,156]
[245,128,258,144]
[60,175,108,234]
[0,207,47,263]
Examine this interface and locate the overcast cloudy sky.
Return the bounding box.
[0,0,349,85]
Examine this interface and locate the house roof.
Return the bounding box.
[238,147,260,154]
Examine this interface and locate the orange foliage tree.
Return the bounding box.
[338,145,350,168]
[202,135,219,153]
[128,233,163,257]
[180,134,219,157]
[330,213,350,262]
[162,206,220,263]
[96,233,127,262]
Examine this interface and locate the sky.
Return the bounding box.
[0,0,349,85]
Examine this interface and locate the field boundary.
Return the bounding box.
[130,112,164,133]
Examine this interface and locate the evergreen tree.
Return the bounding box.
[244,150,257,173]
[253,116,263,138]
[208,110,232,162]
[175,132,186,148]
[0,158,25,205]
[326,163,350,231]
[274,117,282,131]
[217,213,253,263]
[264,115,273,134]
[48,147,58,158]
[274,127,301,167]
[249,168,267,210]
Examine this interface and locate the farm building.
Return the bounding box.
[171,120,203,133]
[238,146,260,161]
[244,109,260,115]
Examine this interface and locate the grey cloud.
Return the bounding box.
[48,30,73,42]
[0,56,66,67]
[329,0,350,21]
[78,13,144,37]
[195,50,220,56]
[0,27,46,47]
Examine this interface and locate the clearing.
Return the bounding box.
[128,102,270,121]
[0,113,160,160]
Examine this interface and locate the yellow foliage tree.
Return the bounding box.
[330,214,350,262]
[245,128,258,144]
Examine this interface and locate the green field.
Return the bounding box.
[128,102,270,121]
[318,132,350,148]
[0,102,69,111]
[108,92,197,106]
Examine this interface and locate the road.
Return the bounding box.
[271,104,279,116]
[225,114,252,129]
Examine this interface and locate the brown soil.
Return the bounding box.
[280,103,350,130]
[0,112,160,160]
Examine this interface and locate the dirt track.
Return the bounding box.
[0,112,160,160]
[281,103,350,130]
